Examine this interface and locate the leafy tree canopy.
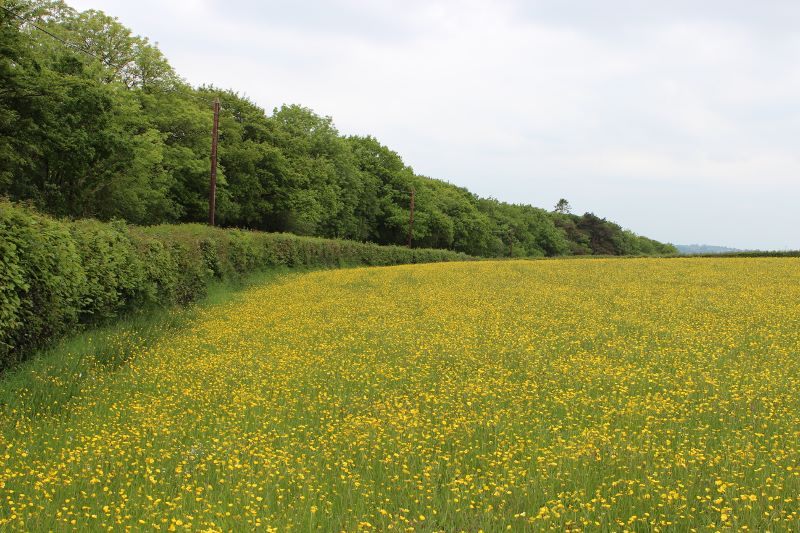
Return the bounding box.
[0,0,676,257]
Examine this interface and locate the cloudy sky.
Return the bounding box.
[69,0,800,249]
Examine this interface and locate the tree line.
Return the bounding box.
[0,1,676,257]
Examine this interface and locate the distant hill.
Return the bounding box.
[675,244,743,255]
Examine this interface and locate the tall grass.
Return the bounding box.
[2,258,799,530]
[0,268,297,420]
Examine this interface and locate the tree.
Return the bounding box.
[0,1,676,258]
[554,198,571,214]
[0,2,36,191]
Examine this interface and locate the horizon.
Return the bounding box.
[67,0,800,250]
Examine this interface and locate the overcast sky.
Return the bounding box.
[68,0,800,249]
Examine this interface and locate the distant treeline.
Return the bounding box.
[672,251,800,258]
[674,244,742,255]
[0,1,676,257]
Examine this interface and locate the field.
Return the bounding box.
[1,258,800,531]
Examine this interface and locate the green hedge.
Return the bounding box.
[0,201,470,369]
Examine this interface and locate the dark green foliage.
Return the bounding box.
[0,1,675,259]
[69,219,145,320]
[552,212,676,256]
[0,201,469,369]
[0,202,86,364]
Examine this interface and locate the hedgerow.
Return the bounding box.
[0,201,470,369]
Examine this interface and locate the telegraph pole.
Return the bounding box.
[407,188,415,248]
[208,97,220,226]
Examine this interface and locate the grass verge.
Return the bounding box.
[0,266,302,421]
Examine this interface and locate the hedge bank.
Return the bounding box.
[0,201,470,369]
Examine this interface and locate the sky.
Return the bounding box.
[67,0,800,249]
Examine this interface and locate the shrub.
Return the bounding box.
[0,201,471,369]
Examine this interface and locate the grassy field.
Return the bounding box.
[1,258,800,531]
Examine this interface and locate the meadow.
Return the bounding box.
[1,258,799,531]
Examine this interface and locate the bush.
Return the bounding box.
[0,201,471,370]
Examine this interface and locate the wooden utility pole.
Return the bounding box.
[407,188,415,248]
[208,97,220,226]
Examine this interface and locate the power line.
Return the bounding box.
[1,5,106,65]
[1,5,220,108]
[176,88,224,108]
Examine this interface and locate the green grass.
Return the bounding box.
[1,258,800,531]
[0,267,300,421]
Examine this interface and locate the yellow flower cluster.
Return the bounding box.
[1,258,800,531]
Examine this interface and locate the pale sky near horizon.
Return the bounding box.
[67,0,800,249]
